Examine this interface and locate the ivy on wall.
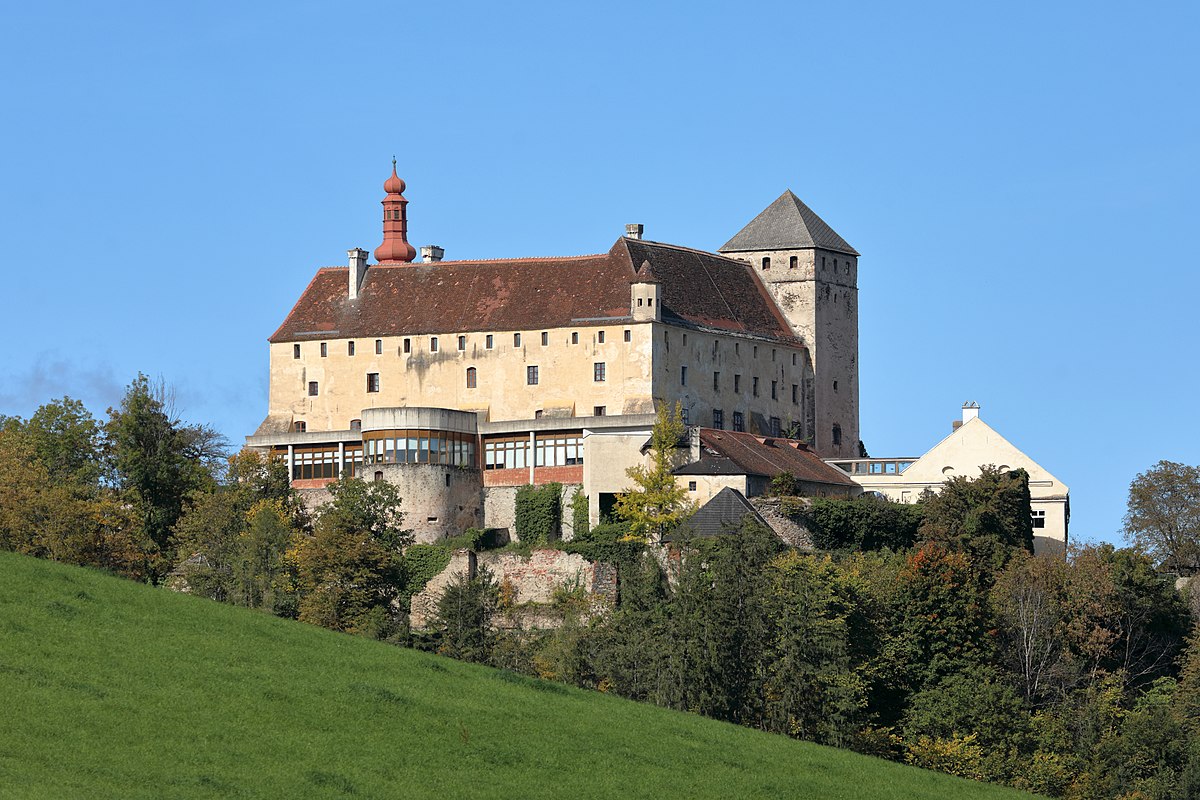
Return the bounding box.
[515,483,562,545]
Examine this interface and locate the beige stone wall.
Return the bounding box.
[678,474,748,507]
[581,428,654,525]
[271,322,656,433]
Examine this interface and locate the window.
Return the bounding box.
[293,421,306,433]
[688,481,697,492]
[753,345,758,358]
[772,349,776,361]
[732,411,745,432]
[541,331,548,346]
[348,341,356,356]
[466,367,477,388]
[752,377,759,397]
[771,380,777,400]
[734,374,741,393]
[320,342,327,357]
[594,362,606,382]
[713,409,724,429]
[598,330,606,344]
[713,371,720,391]
[367,373,380,393]
[681,366,689,386]
[1031,510,1046,529]
[682,334,688,346]
[527,365,539,385]
[594,405,606,417]
[403,338,411,354]
[623,329,631,342]
[792,353,797,366]
[821,256,827,270]
[789,255,797,269]
[681,407,689,425]
[734,342,740,355]
[792,384,798,404]
[430,337,438,352]
[514,333,522,347]
[350,419,361,431]
[308,381,318,396]
[486,334,494,349]
[293,344,300,359]
[572,332,579,345]
[832,424,842,447]
[374,471,383,482]
[770,417,781,437]
[664,330,669,352]
[833,380,839,392]
[535,410,543,419]
[761,256,770,270]
[457,335,466,351]
[375,339,383,355]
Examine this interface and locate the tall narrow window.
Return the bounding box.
[466,367,477,388]
[713,372,720,391]
[681,365,688,386]
[375,339,383,355]
[792,384,798,404]
[732,411,745,432]
[664,330,669,352]
[752,377,759,397]
[572,332,579,345]
[527,366,539,385]
[541,331,549,346]
[367,373,380,393]
[681,407,689,425]
[457,335,466,351]
[486,334,494,349]
[598,330,606,344]
[348,341,356,356]
[293,344,300,359]
[430,337,438,352]
[771,380,777,400]
[789,255,797,269]
[623,329,631,342]
[308,381,318,397]
[320,342,327,357]
[792,353,797,366]
[514,333,522,347]
[761,256,770,270]
[832,424,842,447]
[403,338,411,354]
[770,417,781,437]
[734,374,741,393]
[713,409,724,429]
[594,362,606,382]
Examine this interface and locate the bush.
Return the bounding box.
[402,545,453,599]
[570,487,589,540]
[802,496,923,551]
[515,483,562,545]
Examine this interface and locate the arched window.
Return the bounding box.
[789,255,798,269]
[374,471,384,482]
[761,256,771,270]
[466,367,477,388]
[350,419,361,432]
[293,421,306,433]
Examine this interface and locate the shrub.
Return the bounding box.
[515,483,562,545]
[570,487,589,540]
[802,496,923,551]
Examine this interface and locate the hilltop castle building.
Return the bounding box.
[247,165,862,541]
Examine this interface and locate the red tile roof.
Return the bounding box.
[269,238,801,345]
[676,428,857,488]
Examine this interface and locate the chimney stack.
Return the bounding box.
[962,401,980,425]
[421,245,444,263]
[625,223,644,240]
[348,248,369,299]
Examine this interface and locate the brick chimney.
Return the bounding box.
[348,248,369,299]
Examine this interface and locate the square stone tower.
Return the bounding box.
[719,191,860,458]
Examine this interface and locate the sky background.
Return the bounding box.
[1,1,1196,545]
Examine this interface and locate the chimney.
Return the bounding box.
[962,401,980,424]
[421,245,444,263]
[625,223,644,240]
[347,248,369,299]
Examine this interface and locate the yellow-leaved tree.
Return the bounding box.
[614,401,695,542]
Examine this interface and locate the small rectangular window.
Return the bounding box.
[486,334,494,349]
[594,362,606,382]
[681,407,689,425]
[527,365,539,385]
[681,365,688,386]
[732,411,745,432]
[1031,510,1047,529]
[713,371,720,392]
[366,373,380,393]
[789,255,797,269]
[514,333,522,347]
[293,344,301,359]
[772,349,776,361]
[430,337,438,352]
[791,353,797,366]
[541,331,549,346]
[348,341,356,356]
[320,342,327,357]
[734,374,741,393]
[593,405,606,417]
[572,332,579,345]
[403,338,411,354]
[792,384,799,405]
[753,345,758,358]
[688,481,697,492]
[623,329,631,342]
[308,381,318,396]
[753,377,759,397]
[457,335,466,351]
[375,339,383,354]
[771,380,777,400]
[598,330,606,344]
[713,409,724,429]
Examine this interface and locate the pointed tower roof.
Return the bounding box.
[719,190,858,256]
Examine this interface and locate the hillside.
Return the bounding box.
[0,552,1038,799]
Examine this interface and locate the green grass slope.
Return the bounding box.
[0,552,1039,799]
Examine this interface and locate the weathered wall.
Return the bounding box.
[372,463,482,543]
[480,483,582,541]
[750,497,815,549]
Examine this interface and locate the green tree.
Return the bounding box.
[25,397,104,487]
[1124,460,1200,574]
[433,566,499,663]
[919,465,1034,573]
[614,401,694,542]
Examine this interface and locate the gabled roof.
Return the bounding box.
[269,238,801,345]
[662,487,767,542]
[675,428,857,488]
[719,190,859,256]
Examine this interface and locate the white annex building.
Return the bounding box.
[826,403,1069,555]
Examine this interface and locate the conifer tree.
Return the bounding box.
[614,401,694,542]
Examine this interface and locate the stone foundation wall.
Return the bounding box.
[749,497,814,550]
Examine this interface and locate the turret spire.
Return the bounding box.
[374,161,416,264]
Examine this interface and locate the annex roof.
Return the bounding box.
[719,190,859,256]
[269,238,800,345]
[675,428,858,488]
[662,487,768,542]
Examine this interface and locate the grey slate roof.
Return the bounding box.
[719,190,859,256]
[662,487,769,542]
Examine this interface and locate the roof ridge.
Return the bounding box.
[371,253,607,267]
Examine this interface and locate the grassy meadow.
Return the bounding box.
[0,551,1041,799]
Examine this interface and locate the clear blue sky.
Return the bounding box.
[1,1,1196,545]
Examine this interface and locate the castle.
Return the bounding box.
[246,164,1066,553]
